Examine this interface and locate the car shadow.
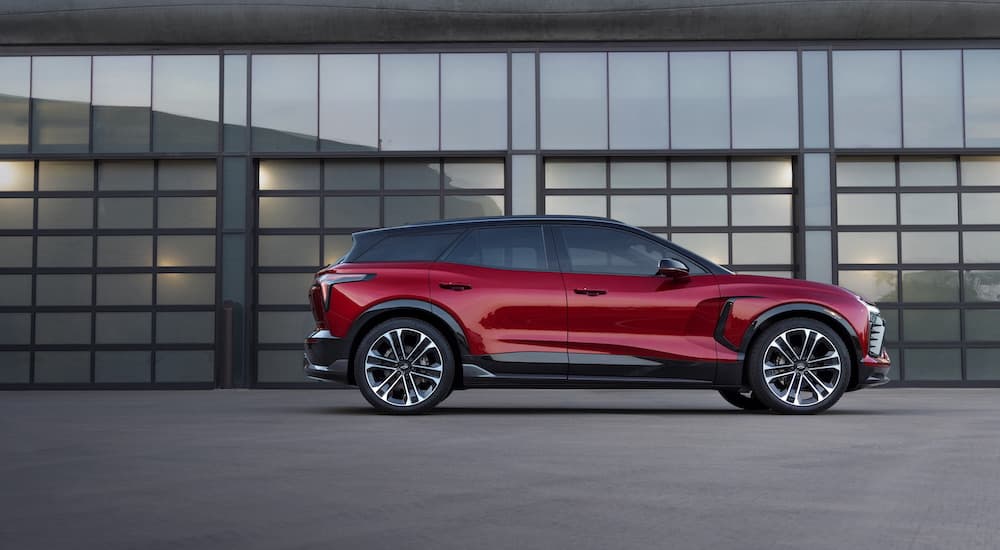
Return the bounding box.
[308,406,908,416]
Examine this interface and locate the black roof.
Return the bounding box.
[354,215,629,237]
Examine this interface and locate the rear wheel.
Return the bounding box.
[354,318,455,414]
[717,389,768,411]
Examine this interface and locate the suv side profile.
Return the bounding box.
[304,216,890,414]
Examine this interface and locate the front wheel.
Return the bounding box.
[746,318,850,415]
[354,318,455,414]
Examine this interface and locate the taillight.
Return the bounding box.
[316,273,374,311]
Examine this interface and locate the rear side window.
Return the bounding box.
[444,226,548,271]
[354,231,460,262]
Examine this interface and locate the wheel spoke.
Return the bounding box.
[800,330,820,362]
[407,335,436,364]
[770,335,797,364]
[366,351,398,368]
[374,370,402,397]
[804,370,835,396]
[384,330,405,362]
[411,370,439,384]
[765,369,794,383]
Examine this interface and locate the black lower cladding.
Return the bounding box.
[303,330,351,384]
[854,364,891,389]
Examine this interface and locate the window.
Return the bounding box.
[354,231,461,263]
[152,55,219,152]
[251,55,318,152]
[558,226,700,276]
[540,53,608,149]
[832,51,901,148]
[441,226,543,271]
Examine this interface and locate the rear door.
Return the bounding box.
[429,224,568,380]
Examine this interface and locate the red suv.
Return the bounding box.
[305,216,890,414]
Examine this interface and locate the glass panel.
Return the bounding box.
[446,227,546,270]
[157,273,215,305]
[158,160,216,190]
[444,161,504,190]
[902,51,963,147]
[610,161,666,189]
[731,51,798,149]
[540,53,608,150]
[158,235,215,267]
[903,349,961,380]
[444,195,504,219]
[731,233,792,265]
[384,161,440,190]
[965,310,1000,341]
[0,198,33,229]
[967,349,1000,380]
[832,51,901,148]
[804,231,832,283]
[545,161,605,189]
[961,193,1000,224]
[880,309,899,342]
[258,273,315,305]
[559,226,677,276]
[95,351,151,383]
[95,312,151,344]
[837,232,897,264]
[98,198,153,229]
[251,54,318,151]
[223,159,245,231]
[156,312,215,344]
[384,196,440,227]
[900,194,957,225]
[836,158,895,187]
[900,231,958,263]
[37,236,91,267]
[36,274,90,306]
[0,274,32,306]
[97,235,153,266]
[0,352,30,384]
[0,160,33,191]
[837,270,898,302]
[960,156,1000,186]
[545,195,606,217]
[258,311,316,344]
[153,55,219,152]
[609,52,668,149]
[31,56,90,153]
[319,54,378,151]
[965,271,1000,303]
[380,54,439,151]
[99,161,153,191]
[97,274,152,305]
[356,231,461,263]
[899,158,956,187]
[670,52,729,149]
[610,195,667,227]
[156,350,214,383]
[257,350,314,383]
[259,235,319,266]
[903,309,960,342]
[670,161,727,188]
[802,51,830,149]
[0,57,29,152]
[671,196,727,227]
[36,313,90,344]
[38,198,93,229]
[258,160,319,191]
[38,161,92,191]
[324,160,379,190]
[324,196,379,229]
[804,154,831,225]
[158,197,216,228]
[731,195,792,226]
[0,237,32,267]
[731,158,792,188]
[223,54,248,151]
[963,50,1000,147]
[902,270,959,302]
[324,235,353,264]
[671,233,728,265]
[836,194,897,225]
[511,155,537,215]
[441,53,506,150]
[964,232,1000,263]
[92,56,151,152]
[511,53,536,150]
[0,313,31,345]
[34,351,90,384]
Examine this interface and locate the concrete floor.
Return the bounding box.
[2,388,999,550]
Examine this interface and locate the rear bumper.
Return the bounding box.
[303,330,351,385]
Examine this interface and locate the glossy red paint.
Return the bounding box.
[315,263,432,338]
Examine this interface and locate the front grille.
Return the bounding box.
[868,312,886,357]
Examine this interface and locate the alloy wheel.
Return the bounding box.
[364,328,443,407]
[762,328,842,408]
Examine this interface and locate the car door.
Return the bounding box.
[428,224,568,380]
[554,224,722,383]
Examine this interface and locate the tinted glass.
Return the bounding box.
[670,52,729,149]
[963,50,1000,147]
[511,53,536,150]
[223,54,248,151]
[804,154,831,225]
[380,54,439,150]
[99,161,153,191]
[960,156,1000,186]
[445,226,546,271]
[0,160,33,191]
[610,161,666,189]
[609,52,668,149]
[559,226,701,276]
[251,55,318,151]
[540,53,608,149]
[441,54,507,150]
[511,155,537,215]
[443,195,504,219]
[325,160,379,190]
[801,51,830,148]
[320,54,377,151]
[354,231,460,262]
[92,56,151,152]
[153,55,219,152]
[0,236,32,267]
[832,51,901,148]
[670,161,726,188]
[730,51,798,149]
[0,57,29,152]
[158,160,216,190]
[258,160,320,191]
[902,51,962,147]
[39,161,93,191]
[31,56,90,153]
[900,158,956,187]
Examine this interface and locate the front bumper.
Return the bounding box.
[303,329,351,385]
[854,348,892,389]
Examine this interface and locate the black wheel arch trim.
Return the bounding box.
[734,302,863,361]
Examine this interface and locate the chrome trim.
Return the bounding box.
[866,304,886,358]
[306,330,336,340]
[462,364,496,378]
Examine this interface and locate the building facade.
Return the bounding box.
[1,1,999,387]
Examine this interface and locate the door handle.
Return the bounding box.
[439,282,472,291]
[574,288,607,296]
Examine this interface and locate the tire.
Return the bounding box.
[354,318,455,414]
[747,317,850,415]
[717,389,768,411]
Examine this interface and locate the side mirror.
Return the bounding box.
[657,258,690,280]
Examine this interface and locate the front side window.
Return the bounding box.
[444,226,547,271]
[558,225,701,276]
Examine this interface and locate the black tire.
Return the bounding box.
[354,318,455,414]
[747,317,850,415]
[717,389,769,411]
